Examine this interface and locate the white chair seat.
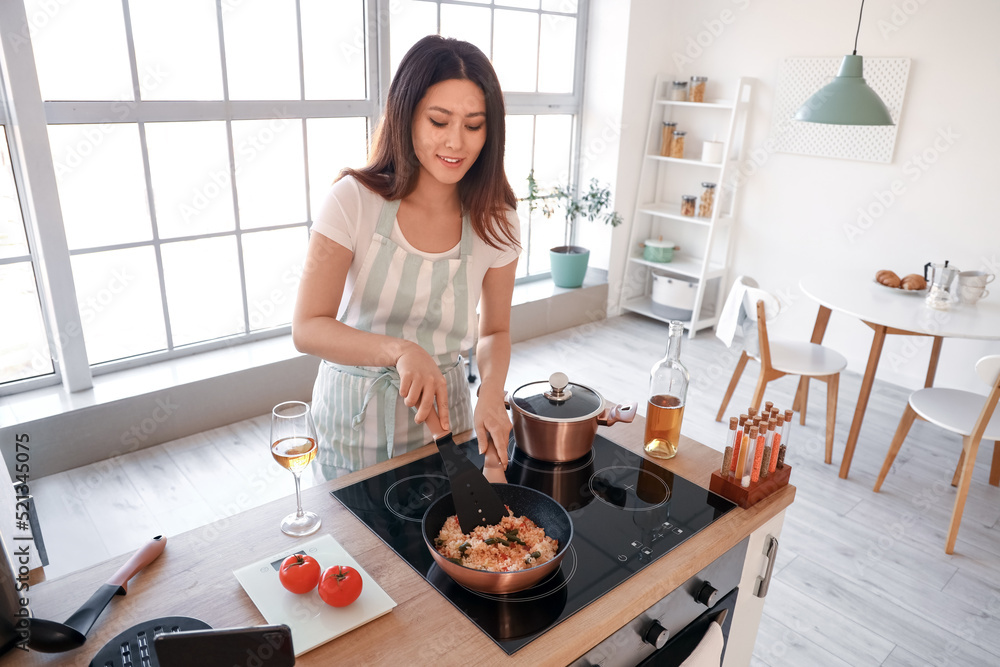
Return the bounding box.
[909,388,1000,441]
[752,340,847,377]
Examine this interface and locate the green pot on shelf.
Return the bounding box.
[550,246,590,288]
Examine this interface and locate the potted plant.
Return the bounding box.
[525,170,624,288]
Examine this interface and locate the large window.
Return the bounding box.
[0,0,587,394]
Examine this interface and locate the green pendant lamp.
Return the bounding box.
[794,0,894,126]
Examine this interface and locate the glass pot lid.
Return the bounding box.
[510,372,604,422]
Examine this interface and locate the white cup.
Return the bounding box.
[959,270,995,289]
[960,284,989,304]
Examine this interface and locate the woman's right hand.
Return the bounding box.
[396,342,450,432]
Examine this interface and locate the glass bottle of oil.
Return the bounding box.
[644,320,690,459]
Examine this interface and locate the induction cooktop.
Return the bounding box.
[331,434,735,655]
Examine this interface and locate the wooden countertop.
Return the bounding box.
[7,419,794,667]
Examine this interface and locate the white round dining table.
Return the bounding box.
[798,274,1000,478]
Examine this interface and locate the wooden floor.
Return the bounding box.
[32,314,1000,666]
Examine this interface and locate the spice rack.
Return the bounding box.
[710,464,792,509]
[617,74,753,337]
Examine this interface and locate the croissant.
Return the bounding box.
[876,270,901,288]
[901,274,927,291]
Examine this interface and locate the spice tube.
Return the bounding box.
[768,416,782,473]
[782,409,793,452]
[748,407,758,419]
[764,401,773,414]
[761,420,775,478]
[750,425,766,483]
[722,417,737,477]
[736,425,753,487]
[741,425,758,487]
[730,414,748,476]
[777,444,787,469]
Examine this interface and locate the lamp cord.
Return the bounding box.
[853,0,865,55]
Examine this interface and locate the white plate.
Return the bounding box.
[233,534,396,657]
[873,280,927,296]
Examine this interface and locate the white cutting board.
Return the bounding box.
[233,534,396,656]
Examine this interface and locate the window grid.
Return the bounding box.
[410,0,588,274]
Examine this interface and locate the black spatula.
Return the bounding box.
[426,413,506,533]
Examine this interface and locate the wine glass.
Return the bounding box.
[270,401,322,537]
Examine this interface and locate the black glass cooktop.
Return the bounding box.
[331,434,735,655]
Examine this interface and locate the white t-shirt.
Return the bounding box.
[311,175,521,319]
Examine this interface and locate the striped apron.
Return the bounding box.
[311,198,476,479]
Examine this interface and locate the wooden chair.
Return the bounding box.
[715,280,847,464]
[874,355,1000,554]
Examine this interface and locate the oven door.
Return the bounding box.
[637,587,738,666]
[572,537,748,667]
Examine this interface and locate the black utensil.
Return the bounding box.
[29,535,167,653]
[87,615,210,667]
[435,431,508,532]
[424,412,506,532]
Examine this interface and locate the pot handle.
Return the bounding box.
[503,391,510,410]
[598,402,638,426]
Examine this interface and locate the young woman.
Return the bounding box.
[292,35,520,479]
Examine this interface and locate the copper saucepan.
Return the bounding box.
[421,483,573,594]
[507,372,637,463]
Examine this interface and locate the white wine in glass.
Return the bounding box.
[270,401,321,537]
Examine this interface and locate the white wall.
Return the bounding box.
[602,0,1000,394]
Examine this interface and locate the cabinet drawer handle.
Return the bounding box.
[754,536,779,598]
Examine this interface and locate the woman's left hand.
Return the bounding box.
[474,389,511,469]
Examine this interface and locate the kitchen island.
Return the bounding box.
[7,417,794,667]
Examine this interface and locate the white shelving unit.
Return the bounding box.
[618,75,753,337]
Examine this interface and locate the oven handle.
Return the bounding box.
[754,536,779,598]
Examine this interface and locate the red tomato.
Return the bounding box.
[278,554,321,594]
[317,565,363,607]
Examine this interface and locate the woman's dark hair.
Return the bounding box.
[341,35,518,250]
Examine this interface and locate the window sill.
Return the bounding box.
[1,272,609,477]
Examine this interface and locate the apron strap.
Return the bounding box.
[374,199,401,237]
[459,212,473,257]
[374,198,474,257]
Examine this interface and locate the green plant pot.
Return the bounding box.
[549,246,590,288]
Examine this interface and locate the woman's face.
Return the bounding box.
[410,78,487,187]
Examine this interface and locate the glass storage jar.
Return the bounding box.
[689,76,707,103]
[660,122,677,156]
[670,130,686,158]
[680,195,697,217]
[669,80,688,101]
[698,182,716,217]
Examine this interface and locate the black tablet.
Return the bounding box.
[153,624,295,667]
